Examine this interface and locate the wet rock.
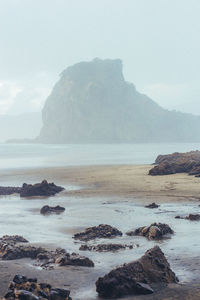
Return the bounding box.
[149,151,200,176]
[20,180,64,197]
[145,202,160,209]
[79,243,134,252]
[96,246,178,298]
[126,223,174,240]
[186,214,200,221]
[0,180,64,197]
[3,275,71,300]
[0,235,46,260]
[40,205,65,215]
[55,253,94,267]
[73,224,122,242]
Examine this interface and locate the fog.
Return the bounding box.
[0,0,200,141]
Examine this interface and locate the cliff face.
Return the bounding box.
[38,58,200,143]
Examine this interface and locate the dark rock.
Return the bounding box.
[0,186,21,195]
[40,205,65,215]
[126,223,174,240]
[0,235,29,243]
[3,275,71,300]
[149,151,200,176]
[55,253,94,267]
[96,246,178,298]
[79,243,133,252]
[186,214,200,221]
[73,224,122,242]
[145,202,160,209]
[20,180,64,197]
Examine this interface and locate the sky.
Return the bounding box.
[0,0,200,115]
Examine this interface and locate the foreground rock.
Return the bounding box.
[3,274,72,300]
[40,205,65,215]
[145,202,160,209]
[96,246,178,298]
[126,223,174,240]
[149,150,200,176]
[175,214,200,221]
[73,224,122,242]
[0,180,64,197]
[79,243,134,252]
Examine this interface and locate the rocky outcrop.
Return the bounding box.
[126,223,174,240]
[3,274,71,300]
[145,203,160,209]
[95,246,178,298]
[79,243,134,252]
[73,224,122,242]
[149,150,200,176]
[55,253,94,267]
[40,205,65,215]
[0,180,64,197]
[37,58,200,144]
[20,180,64,197]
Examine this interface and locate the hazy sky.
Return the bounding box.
[0,0,200,115]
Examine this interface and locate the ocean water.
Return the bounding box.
[1,142,200,169]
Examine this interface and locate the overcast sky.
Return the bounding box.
[0,0,200,115]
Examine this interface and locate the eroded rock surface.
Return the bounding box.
[73,224,122,242]
[40,205,65,215]
[3,274,72,300]
[126,223,174,240]
[79,243,134,252]
[96,246,178,298]
[149,151,200,176]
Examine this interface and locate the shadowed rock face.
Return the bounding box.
[37,58,200,143]
[95,246,178,298]
[149,151,200,176]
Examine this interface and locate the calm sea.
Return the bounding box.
[1,143,200,169]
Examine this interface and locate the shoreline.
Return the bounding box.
[0,164,200,299]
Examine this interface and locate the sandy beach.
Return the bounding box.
[0,164,200,299]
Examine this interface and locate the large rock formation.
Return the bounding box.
[37,58,200,143]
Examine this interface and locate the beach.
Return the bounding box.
[0,164,200,299]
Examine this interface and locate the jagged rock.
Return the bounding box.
[40,205,65,215]
[175,214,200,221]
[149,151,200,176]
[55,253,94,267]
[96,246,178,298]
[3,275,71,300]
[126,223,174,240]
[0,180,64,197]
[20,180,64,197]
[0,235,29,243]
[79,243,134,252]
[145,202,160,209]
[73,224,122,242]
[36,58,200,144]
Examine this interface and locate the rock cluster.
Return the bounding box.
[40,205,65,215]
[3,274,71,300]
[79,243,134,252]
[96,246,178,298]
[126,223,174,240]
[0,180,64,197]
[149,150,200,176]
[73,224,122,242]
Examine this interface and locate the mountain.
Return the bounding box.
[37,58,200,143]
[0,112,42,143]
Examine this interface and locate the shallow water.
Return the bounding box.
[0,189,199,299]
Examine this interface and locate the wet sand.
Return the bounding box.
[0,164,200,299]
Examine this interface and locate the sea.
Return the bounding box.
[0,143,200,299]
